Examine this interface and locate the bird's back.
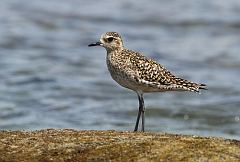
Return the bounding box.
[107,48,206,93]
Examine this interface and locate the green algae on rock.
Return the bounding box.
[0,129,239,162]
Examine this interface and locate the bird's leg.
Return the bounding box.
[139,94,145,132]
[134,104,141,132]
[134,92,145,132]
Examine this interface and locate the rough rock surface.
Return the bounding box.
[0,129,239,162]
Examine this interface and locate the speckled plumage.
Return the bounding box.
[102,33,206,93]
[88,31,207,132]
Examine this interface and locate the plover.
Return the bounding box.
[88,32,206,132]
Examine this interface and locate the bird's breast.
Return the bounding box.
[106,54,138,91]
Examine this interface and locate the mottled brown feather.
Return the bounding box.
[122,49,206,92]
[97,32,206,93]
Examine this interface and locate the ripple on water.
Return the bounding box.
[0,0,239,139]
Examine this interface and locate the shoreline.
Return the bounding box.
[0,129,239,162]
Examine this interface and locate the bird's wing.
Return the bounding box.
[128,50,173,85]
[126,49,206,92]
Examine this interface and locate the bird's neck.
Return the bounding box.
[105,46,123,54]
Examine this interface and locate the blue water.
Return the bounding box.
[0,0,239,139]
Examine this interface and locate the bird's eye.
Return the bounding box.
[107,37,114,42]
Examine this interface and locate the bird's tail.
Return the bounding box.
[173,77,207,93]
[199,83,207,90]
[186,83,207,93]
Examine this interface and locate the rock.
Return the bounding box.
[0,129,239,162]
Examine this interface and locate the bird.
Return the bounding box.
[88,32,207,132]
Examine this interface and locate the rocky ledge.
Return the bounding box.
[0,129,239,162]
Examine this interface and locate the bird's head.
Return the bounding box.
[88,32,124,51]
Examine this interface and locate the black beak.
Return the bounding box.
[88,42,102,47]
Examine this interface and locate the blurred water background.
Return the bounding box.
[0,0,239,139]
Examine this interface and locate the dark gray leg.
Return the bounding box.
[134,106,141,132]
[139,94,145,132]
[134,92,145,132]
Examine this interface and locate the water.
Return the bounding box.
[0,0,239,139]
